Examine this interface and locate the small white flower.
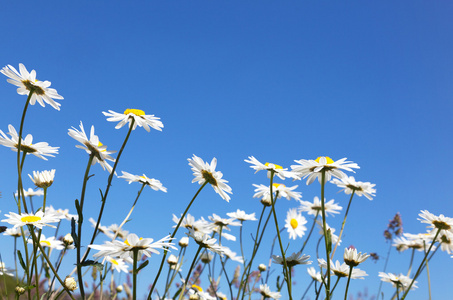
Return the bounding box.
[105,256,129,273]
[188,155,232,202]
[3,227,24,237]
[0,262,14,276]
[318,259,367,279]
[188,285,216,300]
[331,176,376,200]
[272,252,311,267]
[1,63,63,110]
[118,171,167,192]
[378,272,417,290]
[15,188,44,198]
[285,208,307,240]
[245,156,299,180]
[226,209,257,222]
[28,170,55,188]
[103,109,163,132]
[307,267,322,282]
[418,210,453,232]
[0,124,59,160]
[299,196,342,216]
[2,211,60,229]
[291,156,359,185]
[343,247,369,267]
[68,122,116,173]
[28,234,64,250]
[186,228,225,255]
[253,183,301,202]
[259,284,281,299]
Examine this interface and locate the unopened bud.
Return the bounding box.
[15,286,25,295]
[63,233,74,246]
[167,254,178,265]
[260,195,272,207]
[64,276,77,291]
[200,253,213,264]
[258,264,267,272]
[179,236,189,247]
[116,285,123,293]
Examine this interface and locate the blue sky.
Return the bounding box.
[1,1,452,299]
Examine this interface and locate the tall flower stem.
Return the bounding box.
[320,170,331,299]
[179,245,203,300]
[400,228,441,300]
[269,171,292,300]
[132,249,139,300]
[376,241,393,299]
[331,191,355,258]
[76,153,95,299]
[148,181,208,299]
[344,266,354,300]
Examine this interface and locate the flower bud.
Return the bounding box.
[64,276,77,291]
[167,254,178,265]
[258,264,267,272]
[116,285,123,293]
[200,253,213,263]
[179,236,189,247]
[63,233,74,246]
[15,286,25,295]
[260,195,272,206]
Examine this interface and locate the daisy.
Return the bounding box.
[318,259,367,279]
[118,171,167,192]
[68,122,116,173]
[209,214,241,228]
[28,169,55,188]
[226,209,257,222]
[3,227,24,237]
[0,124,59,160]
[28,234,64,250]
[418,210,453,231]
[331,176,376,200]
[103,109,163,132]
[15,188,44,198]
[105,256,129,273]
[307,267,323,282]
[253,183,302,203]
[2,211,60,229]
[298,196,342,217]
[46,206,78,221]
[343,247,369,267]
[245,156,298,180]
[0,262,13,276]
[259,284,281,299]
[188,285,216,300]
[378,272,417,290]
[222,247,244,264]
[291,156,359,185]
[172,214,212,234]
[186,227,225,255]
[188,155,232,202]
[285,208,307,240]
[272,252,311,267]
[1,63,63,110]
[438,231,453,254]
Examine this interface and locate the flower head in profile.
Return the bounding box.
[307,267,323,282]
[103,109,163,132]
[28,234,64,250]
[331,176,376,200]
[188,285,216,300]
[3,227,25,237]
[318,259,367,279]
[418,210,453,232]
[285,208,307,240]
[0,125,59,160]
[2,211,60,229]
[105,256,129,273]
[253,184,301,204]
[378,272,417,290]
[291,156,359,185]
[226,209,257,222]
[118,171,167,192]
[393,233,435,252]
[15,188,44,198]
[28,170,55,188]
[299,196,342,217]
[259,284,281,299]
[0,262,13,277]
[245,156,298,180]
[188,155,232,202]
[186,227,225,255]
[343,247,370,267]
[1,63,63,110]
[273,252,311,267]
[68,122,116,173]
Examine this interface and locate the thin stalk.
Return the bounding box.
[269,172,292,300]
[320,170,331,299]
[400,228,441,300]
[331,191,355,258]
[148,181,208,299]
[344,266,353,300]
[376,242,392,299]
[300,279,314,300]
[132,249,139,300]
[180,245,203,300]
[406,248,415,277]
[424,242,432,300]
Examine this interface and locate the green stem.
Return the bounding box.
[147,181,208,299]
[269,171,292,300]
[320,170,331,299]
[133,249,139,300]
[331,191,355,258]
[344,266,353,300]
[180,245,203,300]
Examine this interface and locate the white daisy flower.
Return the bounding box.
[418,210,453,232]
[331,176,376,200]
[245,156,298,180]
[2,211,60,229]
[298,196,342,217]
[0,124,59,160]
[28,234,64,250]
[291,156,359,185]
[253,183,301,203]
[307,267,323,282]
[273,252,311,267]
[259,284,281,299]
[103,109,163,132]
[226,209,257,222]
[186,227,225,255]
[1,63,63,110]
[209,213,241,228]
[188,285,216,300]
[28,169,55,188]
[285,208,307,240]
[172,214,212,234]
[378,272,417,290]
[105,256,129,273]
[68,122,116,173]
[3,227,24,237]
[343,247,369,267]
[318,259,367,279]
[393,234,434,252]
[188,154,232,202]
[118,171,167,192]
[0,262,14,276]
[15,188,44,198]
[222,247,244,264]
[46,206,78,221]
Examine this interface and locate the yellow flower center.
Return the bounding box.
[140,175,149,182]
[21,216,41,223]
[315,156,334,164]
[265,162,283,169]
[41,241,52,247]
[124,109,145,116]
[272,183,285,188]
[111,259,119,265]
[124,237,143,246]
[290,218,298,229]
[192,285,203,292]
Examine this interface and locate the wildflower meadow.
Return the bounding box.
[1,2,452,300]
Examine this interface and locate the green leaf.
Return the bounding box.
[17,250,27,271]
[71,218,78,248]
[137,260,149,273]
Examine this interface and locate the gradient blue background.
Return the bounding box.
[1,1,452,299]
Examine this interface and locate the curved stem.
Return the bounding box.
[180,245,203,300]
[344,266,353,300]
[331,191,355,258]
[148,181,208,299]
[320,170,331,299]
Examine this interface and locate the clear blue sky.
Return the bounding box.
[1,1,452,299]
